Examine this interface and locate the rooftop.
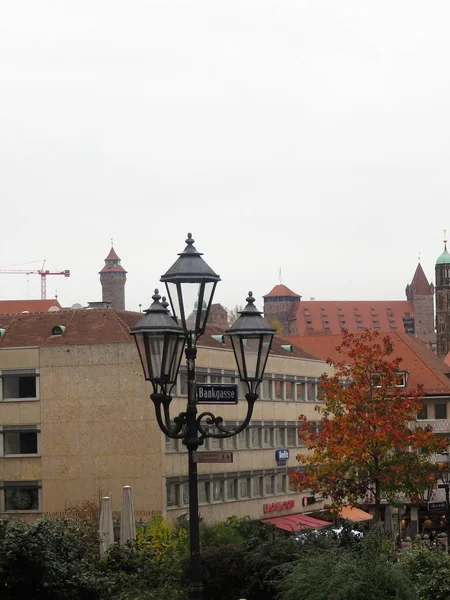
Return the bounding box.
[287,332,450,395]
[0,308,318,360]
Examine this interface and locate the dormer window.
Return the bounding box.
[371,371,408,388]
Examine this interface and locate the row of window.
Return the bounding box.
[176,370,319,402]
[0,369,320,404]
[165,422,316,452]
[167,469,297,508]
[418,403,449,421]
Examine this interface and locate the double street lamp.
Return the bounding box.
[131,233,275,600]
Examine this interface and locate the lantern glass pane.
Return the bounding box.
[181,282,202,331]
[168,335,185,384]
[165,282,182,324]
[257,334,273,380]
[198,281,215,331]
[149,335,165,380]
[231,337,245,381]
[241,336,260,379]
[134,333,150,380]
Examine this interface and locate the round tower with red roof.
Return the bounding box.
[99,246,127,310]
[263,284,301,333]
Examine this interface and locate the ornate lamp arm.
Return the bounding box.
[151,393,187,439]
[196,393,258,440]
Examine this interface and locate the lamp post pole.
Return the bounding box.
[131,234,275,600]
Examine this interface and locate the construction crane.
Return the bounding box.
[0,261,70,300]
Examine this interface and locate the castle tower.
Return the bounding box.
[405,262,434,337]
[263,284,301,332]
[99,246,127,310]
[435,237,450,358]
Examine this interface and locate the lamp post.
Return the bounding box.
[437,453,450,551]
[131,233,275,600]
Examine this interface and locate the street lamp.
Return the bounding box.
[131,233,275,600]
[437,453,450,551]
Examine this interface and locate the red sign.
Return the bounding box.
[263,499,295,513]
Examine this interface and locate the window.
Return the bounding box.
[198,481,210,504]
[209,372,222,384]
[356,320,363,324]
[417,404,428,420]
[239,478,251,499]
[263,428,273,447]
[287,427,297,446]
[179,371,188,395]
[373,320,379,325]
[226,479,238,500]
[181,483,190,506]
[3,428,39,455]
[223,436,234,450]
[254,476,264,496]
[339,321,346,325]
[3,481,40,511]
[1,371,39,401]
[237,429,249,449]
[307,382,317,402]
[285,381,295,401]
[276,474,286,494]
[296,382,306,401]
[265,475,274,495]
[260,379,271,400]
[357,326,364,331]
[274,427,285,447]
[322,320,329,325]
[212,481,224,502]
[167,483,178,507]
[251,428,261,448]
[306,320,312,325]
[274,380,284,400]
[435,404,447,420]
[165,435,178,452]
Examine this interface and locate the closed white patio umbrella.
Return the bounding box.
[120,485,136,544]
[99,496,114,556]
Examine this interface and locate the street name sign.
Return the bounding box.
[194,451,234,463]
[196,384,238,404]
[428,501,447,511]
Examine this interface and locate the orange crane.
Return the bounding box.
[0,261,70,300]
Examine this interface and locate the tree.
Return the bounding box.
[291,330,446,522]
[265,317,284,335]
[226,305,243,326]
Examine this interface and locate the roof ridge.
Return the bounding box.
[107,309,133,341]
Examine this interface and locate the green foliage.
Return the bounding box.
[0,518,111,600]
[278,532,415,600]
[396,547,450,600]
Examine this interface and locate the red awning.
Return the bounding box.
[261,513,331,533]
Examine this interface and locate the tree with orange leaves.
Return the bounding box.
[291,330,447,522]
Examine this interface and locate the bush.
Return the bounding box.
[397,547,450,600]
[0,518,111,600]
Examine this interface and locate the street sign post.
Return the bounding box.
[194,451,234,463]
[196,384,238,405]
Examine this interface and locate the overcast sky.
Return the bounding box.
[1,0,449,312]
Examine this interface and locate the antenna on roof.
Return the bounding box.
[278,267,282,284]
[111,237,114,247]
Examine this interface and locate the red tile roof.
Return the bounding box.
[289,300,412,336]
[105,247,121,261]
[264,284,300,298]
[286,333,450,395]
[0,309,318,360]
[0,299,62,314]
[99,264,127,274]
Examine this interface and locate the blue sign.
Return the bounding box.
[196,384,238,405]
[275,449,290,462]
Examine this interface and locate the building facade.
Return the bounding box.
[264,263,435,349]
[0,309,333,525]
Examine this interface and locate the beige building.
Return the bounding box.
[0,308,333,524]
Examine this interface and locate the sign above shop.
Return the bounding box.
[263,499,295,513]
[196,384,238,404]
[428,501,447,512]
